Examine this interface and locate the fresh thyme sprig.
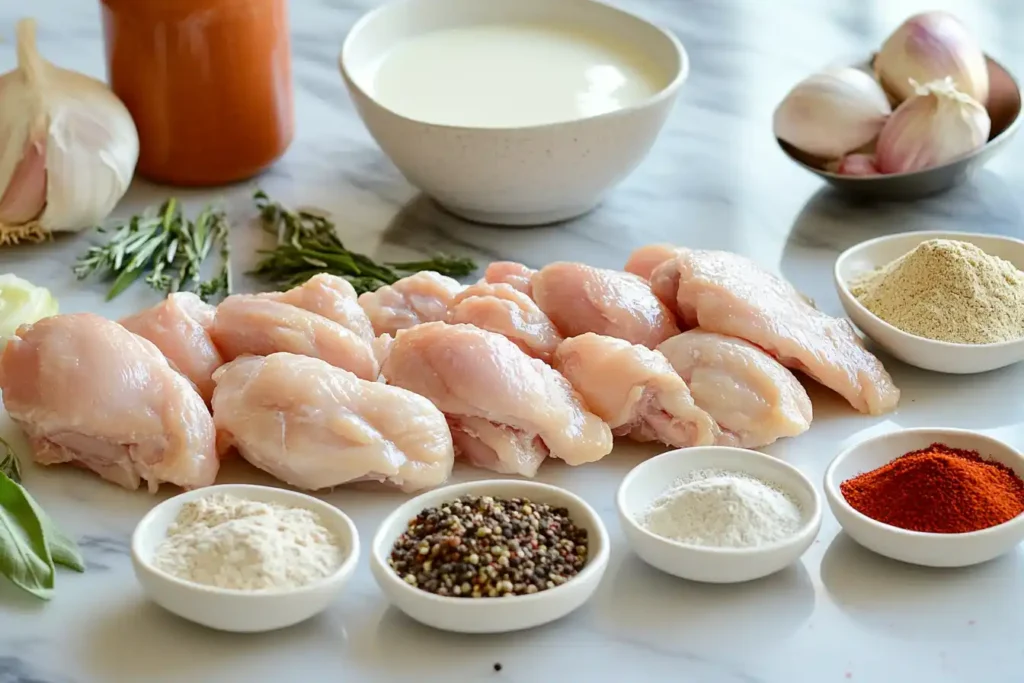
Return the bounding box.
[249,190,476,293]
[73,199,232,302]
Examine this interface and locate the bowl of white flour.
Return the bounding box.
[131,484,360,633]
[616,446,822,583]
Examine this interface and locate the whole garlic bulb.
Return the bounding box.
[773,67,892,160]
[875,78,990,175]
[875,12,989,105]
[0,18,138,245]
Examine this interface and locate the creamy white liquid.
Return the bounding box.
[368,23,666,127]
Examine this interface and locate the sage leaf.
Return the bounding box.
[25,495,84,573]
[0,471,54,599]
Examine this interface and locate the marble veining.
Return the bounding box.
[1,0,1023,682]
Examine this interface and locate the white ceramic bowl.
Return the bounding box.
[834,230,1024,374]
[339,0,687,226]
[370,479,610,633]
[824,428,1024,567]
[131,484,360,633]
[616,447,822,584]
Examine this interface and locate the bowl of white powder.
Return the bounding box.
[131,484,360,633]
[616,447,822,583]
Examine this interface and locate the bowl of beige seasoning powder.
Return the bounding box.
[835,231,1024,374]
[131,484,360,633]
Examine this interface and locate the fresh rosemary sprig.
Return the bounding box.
[249,190,477,293]
[73,199,232,302]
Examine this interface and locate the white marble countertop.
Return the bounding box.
[2,1,1024,682]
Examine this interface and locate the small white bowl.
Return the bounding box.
[339,0,687,226]
[616,447,822,584]
[131,484,360,633]
[370,479,610,633]
[834,230,1024,374]
[778,54,1021,200]
[825,428,1024,567]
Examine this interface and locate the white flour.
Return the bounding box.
[153,493,344,591]
[640,469,803,548]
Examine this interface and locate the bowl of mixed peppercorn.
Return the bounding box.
[370,479,610,634]
[825,427,1024,567]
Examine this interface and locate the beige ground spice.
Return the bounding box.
[849,239,1024,344]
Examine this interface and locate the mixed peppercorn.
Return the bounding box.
[388,495,589,598]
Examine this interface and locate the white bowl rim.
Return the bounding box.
[338,0,690,132]
[615,446,823,555]
[834,229,1024,350]
[824,427,1024,539]
[776,52,1023,183]
[371,478,610,606]
[131,483,360,597]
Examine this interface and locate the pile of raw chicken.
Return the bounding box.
[0,244,900,494]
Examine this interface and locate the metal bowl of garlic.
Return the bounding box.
[339,0,687,226]
[777,54,1022,200]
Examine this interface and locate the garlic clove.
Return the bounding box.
[875,77,990,175]
[875,12,989,105]
[0,136,47,225]
[774,67,892,160]
[835,153,882,176]
[36,66,139,231]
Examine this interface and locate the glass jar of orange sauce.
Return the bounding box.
[100,0,294,186]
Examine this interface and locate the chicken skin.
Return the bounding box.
[653,250,900,415]
[380,322,612,477]
[448,282,563,362]
[658,330,812,448]
[0,314,217,491]
[357,271,463,337]
[481,261,536,296]
[553,333,718,448]
[120,292,223,404]
[532,262,679,348]
[210,294,379,381]
[212,353,454,492]
[259,274,375,345]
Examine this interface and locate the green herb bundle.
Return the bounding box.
[73,199,232,302]
[249,190,477,293]
[0,437,84,600]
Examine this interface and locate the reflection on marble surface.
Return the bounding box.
[1,0,1024,681]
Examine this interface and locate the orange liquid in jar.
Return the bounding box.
[100,0,295,186]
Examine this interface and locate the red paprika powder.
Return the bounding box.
[840,443,1024,534]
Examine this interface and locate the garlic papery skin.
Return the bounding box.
[0,18,139,245]
[835,153,881,176]
[875,77,990,175]
[773,67,892,160]
[875,11,989,105]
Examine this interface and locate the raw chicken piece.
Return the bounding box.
[658,330,812,448]
[532,262,679,348]
[380,322,612,476]
[212,353,453,492]
[482,261,536,296]
[358,271,464,337]
[259,274,375,345]
[624,244,686,281]
[553,333,717,448]
[658,250,900,414]
[211,294,379,380]
[649,250,814,314]
[120,292,224,404]
[0,314,217,491]
[448,282,563,362]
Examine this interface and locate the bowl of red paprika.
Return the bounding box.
[824,428,1024,568]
